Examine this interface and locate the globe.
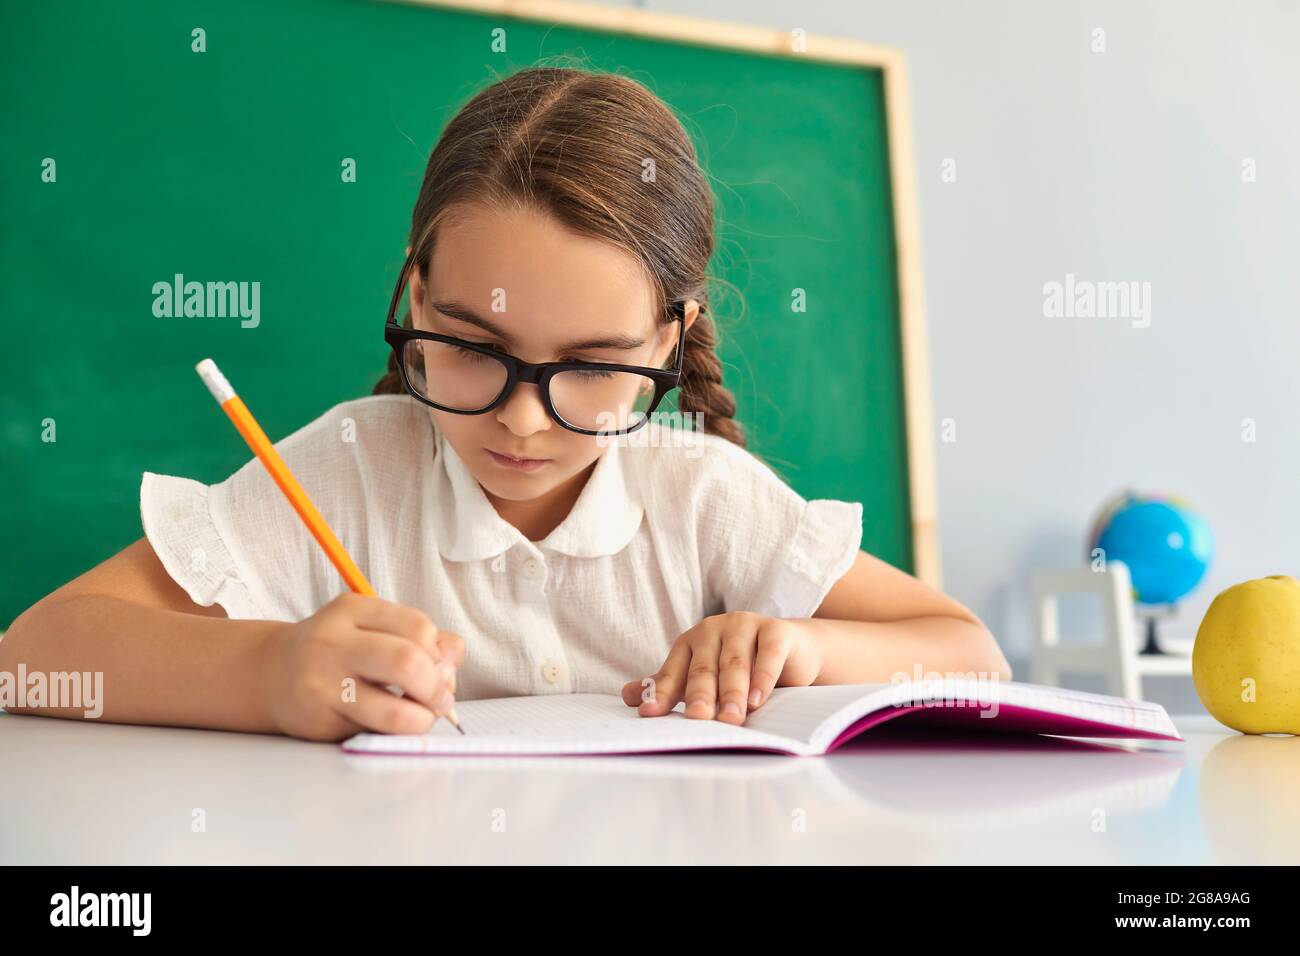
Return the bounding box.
[1087,490,1214,653]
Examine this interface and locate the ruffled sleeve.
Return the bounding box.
[138,397,421,624]
[700,442,864,620]
[760,497,864,619]
[139,471,268,619]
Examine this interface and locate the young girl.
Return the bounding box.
[1,67,1009,742]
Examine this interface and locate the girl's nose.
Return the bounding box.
[495,381,552,436]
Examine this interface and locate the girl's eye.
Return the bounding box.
[450,343,498,362]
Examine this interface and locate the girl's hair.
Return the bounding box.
[371,65,745,447]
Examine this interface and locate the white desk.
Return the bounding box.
[2,712,1296,865]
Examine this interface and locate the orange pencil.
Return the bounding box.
[195,358,462,734]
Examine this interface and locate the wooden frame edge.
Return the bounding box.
[879,52,941,589]
[386,0,942,587]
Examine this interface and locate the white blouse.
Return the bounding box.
[139,394,863,701]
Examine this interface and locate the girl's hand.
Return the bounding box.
[260,592,465,742]
[620,612,823,725]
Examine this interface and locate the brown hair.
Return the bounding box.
[371,65,745,447]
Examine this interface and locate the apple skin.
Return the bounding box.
[1193,575,1300,735]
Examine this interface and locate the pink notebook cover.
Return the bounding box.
[824,701,1184,751]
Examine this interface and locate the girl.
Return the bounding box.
[1,67,1009,742]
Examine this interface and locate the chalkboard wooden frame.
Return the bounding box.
[392,0,942,586]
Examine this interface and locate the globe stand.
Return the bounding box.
[1136,604,1177,655]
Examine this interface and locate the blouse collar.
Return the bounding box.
[427,420,645,562]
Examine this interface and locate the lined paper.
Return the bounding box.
[738,683,878,743]
[343,693,811,756]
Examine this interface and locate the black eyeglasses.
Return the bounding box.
[383,248,687,436]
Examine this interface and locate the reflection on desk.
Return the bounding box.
[1,712,1295,864]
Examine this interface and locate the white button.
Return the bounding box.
[789,548,813,576]
[523,557,543,580]
[541,659,565,683]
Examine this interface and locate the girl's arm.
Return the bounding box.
[0,538,464,739]
[0,538,285,732]
[804,549,1012,683]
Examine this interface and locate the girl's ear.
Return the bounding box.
[682,299,700,336]
[408,261,425,315]
[657,299,699,367]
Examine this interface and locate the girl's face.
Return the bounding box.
[408,203,693,509]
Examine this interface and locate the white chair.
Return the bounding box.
[1030,563,1193,701]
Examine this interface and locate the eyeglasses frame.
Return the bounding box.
[382,249,687,436]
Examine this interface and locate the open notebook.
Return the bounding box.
[341,678,1183,757]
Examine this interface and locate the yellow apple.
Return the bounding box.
[1193,575,1300,734]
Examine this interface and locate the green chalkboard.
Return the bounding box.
[0,0,924,625]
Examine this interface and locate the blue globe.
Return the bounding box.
[1088,492,1214,606]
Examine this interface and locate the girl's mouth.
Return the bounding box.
[486,449,550,472]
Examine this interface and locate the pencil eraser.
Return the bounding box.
[196,358,236,404]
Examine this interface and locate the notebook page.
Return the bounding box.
[983,681,1178,735]
[738,683,885,745]
[342,693,812,756]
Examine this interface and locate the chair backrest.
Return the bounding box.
[1030,563,1141,699]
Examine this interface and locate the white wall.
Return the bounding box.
[615,0,1300,712]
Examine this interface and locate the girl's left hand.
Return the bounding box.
[620,612,823,725]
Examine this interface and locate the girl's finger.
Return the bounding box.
[680,624,724,720]
[435,630,467,668]
[344,632,448,713]
[716,617,758,724]
[339,679,438,736]
[348,596,442,659]
[433,632,464,694]
[750,618,794,710]
[635,638,693,716]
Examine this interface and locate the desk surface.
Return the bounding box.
[2,712,1296,865]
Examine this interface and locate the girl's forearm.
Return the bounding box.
[797,615,1013,685]
[0,594,284,733]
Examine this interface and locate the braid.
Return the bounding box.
[676,307,746,448]
[372,345,403,395]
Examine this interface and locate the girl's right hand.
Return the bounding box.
[260,592,465,742]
